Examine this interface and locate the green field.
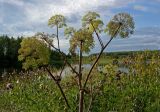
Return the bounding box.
[0,51,160,112]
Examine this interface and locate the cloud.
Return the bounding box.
[0,0,135,36]
[56,38,70,53]
[133,5,148,11]
[0,14,3,24]
[23,0,135,25]
[0,0,24,6]
[57,28,160,53]
[107,44,158,52]
[92,27,160,53]
[135,27,160,36]
[0,0,159,52]
[154,0,160,2]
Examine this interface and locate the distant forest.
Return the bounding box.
[0,35,22,69]
[0,35,63,70]
[91,50,160,58]
[0,35,159,70]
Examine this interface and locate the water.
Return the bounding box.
[56,64,129,77]
[118,67,129,73]
[55,64,92,77]
[0,64,129,80]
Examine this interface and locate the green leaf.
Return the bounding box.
[18,37,50,70]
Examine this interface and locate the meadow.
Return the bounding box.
[0,51,159,112]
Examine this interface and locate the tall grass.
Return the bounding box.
[0,51,160,112]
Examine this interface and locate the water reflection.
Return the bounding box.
[56,64,129,77]
[0,64,129,80]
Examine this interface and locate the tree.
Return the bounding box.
[18,37,50,70]
[0,35,10,66]
[0,35,22,68]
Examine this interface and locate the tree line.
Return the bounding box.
[0,35,64,70]
[0,35,23,69]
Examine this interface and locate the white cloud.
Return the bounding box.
[19,31,35,37]
[0,14,3,24]
[133,5,148,11]
[2,0,159,52]
[54,38,69,48]
[0,0,24,6]
[155,0,160,2]
[24,0,135,24]
[0,0,135,36]
[0,2,3,23]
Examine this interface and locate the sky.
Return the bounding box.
[0,0,160,53]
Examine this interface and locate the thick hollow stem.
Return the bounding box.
[83,24,121,88]
[83,37,113,88]
[56,25,60,50]
[90,22,104,48]
[43,39,79,76]
[78,41,83,88]
[45,67,70,108]
[79,90,84,112]
[59,61,66,77]
[79,40,84,112]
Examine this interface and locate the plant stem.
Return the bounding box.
[83,24,121,88]
[45,67,70,108]
[79,40,83,112]
[83,37,113,88]
[43,39,79,76]
[57,25,60,50]
[59,61,66,77]
[79,41,83,88]
[79,89,84,112]
[90,22,104,48]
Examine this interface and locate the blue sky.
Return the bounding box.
[0,0,160,53]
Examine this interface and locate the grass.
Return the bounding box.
[0,51,160,112]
